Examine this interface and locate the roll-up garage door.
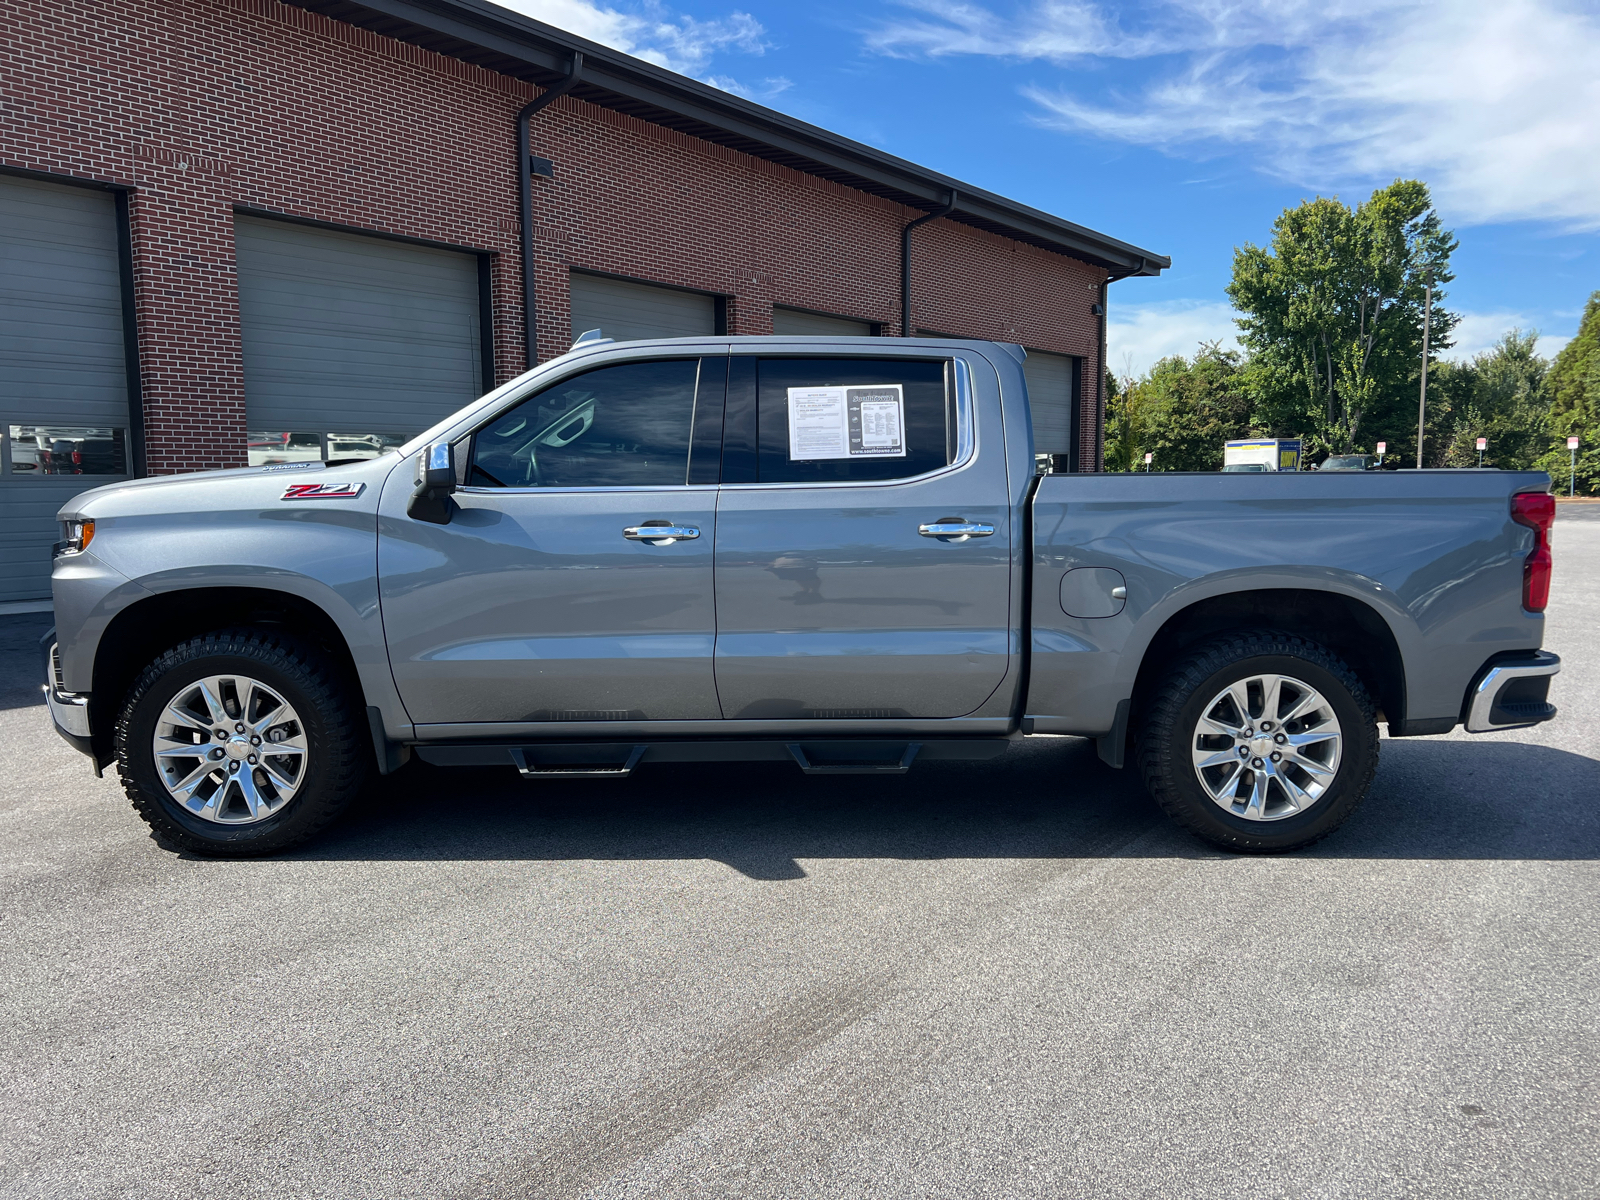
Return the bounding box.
[0,175,133,604]
[235,216,482,465]
[771,307,874,336]
[570,271,717,344]
[1022,349,1078,459]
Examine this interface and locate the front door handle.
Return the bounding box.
[623,523,700,545]
[919,521,995,542]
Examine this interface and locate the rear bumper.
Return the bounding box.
[1464,650,1560,733]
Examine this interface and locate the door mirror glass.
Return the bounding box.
[468,359,701,489]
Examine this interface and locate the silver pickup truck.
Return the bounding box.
[44,336,1561,857]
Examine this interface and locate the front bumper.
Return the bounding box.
[1464,650,1560,733]
[41,632,94,757]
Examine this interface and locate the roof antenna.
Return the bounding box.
[571,328,613,350]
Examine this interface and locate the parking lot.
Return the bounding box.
[2,508,1596,1200]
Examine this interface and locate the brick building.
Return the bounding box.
[1,0,1167,603]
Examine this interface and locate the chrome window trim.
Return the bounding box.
[455,352,975,496]
[718,355,974,493]
[456,483,720,496]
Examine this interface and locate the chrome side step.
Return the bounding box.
[509,744,647,779]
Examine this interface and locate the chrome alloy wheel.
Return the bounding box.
[1190,673,1343,822]
[151,674,309,824]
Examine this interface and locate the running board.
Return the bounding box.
[509,745,647,779]
[786,742,922,775]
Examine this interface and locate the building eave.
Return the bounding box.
[282,0,1170,276]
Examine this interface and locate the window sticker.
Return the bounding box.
[786,385,906,460]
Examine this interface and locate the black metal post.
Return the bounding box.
[900,190,956,337]
[517,53,582,370]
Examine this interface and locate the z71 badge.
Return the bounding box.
[281,481,366,501]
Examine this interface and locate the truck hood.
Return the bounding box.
[56,455,403,521]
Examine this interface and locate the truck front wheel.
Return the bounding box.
[1137,632,1378,852]
[114,629,368,856]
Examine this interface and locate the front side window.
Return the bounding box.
[754,358,951,484]
[468,359,701,489]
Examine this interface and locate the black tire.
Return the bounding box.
[1137,632,1378,853]
[115,628,369,856]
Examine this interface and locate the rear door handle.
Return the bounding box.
[919,521,995,541]
[623,524,699,544]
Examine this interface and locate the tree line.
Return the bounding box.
[1105,180,1600,493]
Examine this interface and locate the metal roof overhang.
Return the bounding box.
[283,0,1169,276]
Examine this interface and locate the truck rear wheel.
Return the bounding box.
[114,629,368,856]
[1137,632,1378,852]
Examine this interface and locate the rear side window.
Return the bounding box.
[468,359,705,489]
[752,358,951,484]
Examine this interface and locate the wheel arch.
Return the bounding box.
[1127,587,1407,740]
[89,586,374,768]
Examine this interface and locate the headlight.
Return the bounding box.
[54,519,95,557]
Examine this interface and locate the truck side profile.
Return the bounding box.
[44,336,1561,855]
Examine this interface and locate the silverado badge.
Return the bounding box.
[281,481,366,501]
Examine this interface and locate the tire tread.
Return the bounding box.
[114,628,366,856]
[1137,631,1378,853]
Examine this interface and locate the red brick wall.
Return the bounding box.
[3,0,1108,473]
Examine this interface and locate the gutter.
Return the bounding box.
[515,51,583,368]
[1093,264,1144,471]
[284,0,1169,276]
[901,191,957,336]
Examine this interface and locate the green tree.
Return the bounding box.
[1430,330,1549,469]
[1103,368,1147,472]
[1537,292,1600,494]
[1229,180,1458,457]
[1106,344,1253,471]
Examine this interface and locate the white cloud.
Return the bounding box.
[1107,301,1573,379]
[871,1,1600,229]
[488,0,766,76]
[1445,312,1570,362]
[1106,299,1239,379]
[705,74,793,101]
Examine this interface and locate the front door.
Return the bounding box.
[712,354,1014,720]
[379,355,726,726]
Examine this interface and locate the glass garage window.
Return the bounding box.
[246,432,410,466]
[7,426,128,476]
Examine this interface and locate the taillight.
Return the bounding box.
[1511,492,1555,611]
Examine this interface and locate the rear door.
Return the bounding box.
[711,351,1013,720]
[379,354,726,727]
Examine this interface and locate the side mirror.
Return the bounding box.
[407,441,457,524]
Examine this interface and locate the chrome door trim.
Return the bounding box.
[623,524,700,542]
[919,521,995,540]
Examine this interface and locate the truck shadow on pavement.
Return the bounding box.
[297,734,1600,878]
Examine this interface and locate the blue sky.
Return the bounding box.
[494,0,1600,377]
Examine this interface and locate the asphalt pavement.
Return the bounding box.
[2,512,1597,1199]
